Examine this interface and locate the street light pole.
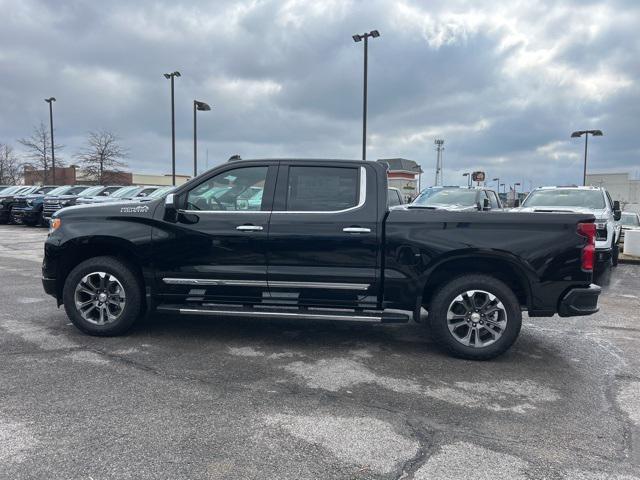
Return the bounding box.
[462,172,470,188]
[352,30,380,161]
[492,177,500,192]
[571,129,603,186]
[193,100,211,178]
[44,97,56,184]
[164,71,181,185]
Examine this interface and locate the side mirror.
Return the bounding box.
[165,193,175,208]
[103,191,111,196]
[483,198,491,211]
[514,199,520,208]
[613,200,622,221]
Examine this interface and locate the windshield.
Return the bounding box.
[46,186,72,196]
[0,186,23,195]
[621,213,640,227]
[147,186,175,199]
[111,186,140,198]
[66,186,91,195]
[412,188,477,207]
[78,186,104,197]
[522,189,605,209]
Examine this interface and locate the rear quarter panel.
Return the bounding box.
[384,209,594,313]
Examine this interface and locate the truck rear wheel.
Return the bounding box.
[62,256,142,336]
[428,274,522,360]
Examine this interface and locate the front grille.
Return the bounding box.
[43,201,63,218]
[12,200,27,209]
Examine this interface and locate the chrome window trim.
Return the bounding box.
[178,166,366,215]
[273,166,366,214]
[162,278,370,290]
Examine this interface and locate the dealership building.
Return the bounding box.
[377,158,423,202]
[586,172,640,213]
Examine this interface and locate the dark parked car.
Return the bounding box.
[43,159,600,360]
[0,186,41,223]
[42,185,120,222]
[411,186,503,211]
[10,185,63,226]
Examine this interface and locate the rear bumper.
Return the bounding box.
[558,284,601,317]
[595,248,612,266]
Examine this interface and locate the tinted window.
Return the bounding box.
[621,213,640,226]
[522,189,605,209]
[388,189,402,207]
[286,166,359,212]
[187,166,268,211]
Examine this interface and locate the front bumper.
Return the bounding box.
[558,284,601,317]
[11,207,40,223]
[42,276,58,297]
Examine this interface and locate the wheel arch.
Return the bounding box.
[419,252,534,311]
[54,236,147,309]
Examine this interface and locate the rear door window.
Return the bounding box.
[286,166,359,212]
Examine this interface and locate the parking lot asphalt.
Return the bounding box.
[1,224,639,480]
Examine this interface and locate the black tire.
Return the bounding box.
[23,218,38,227]
[428,274,522,360]
[63,256,143,336]
[612,244,619,267]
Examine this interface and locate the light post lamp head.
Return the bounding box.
[352,30,380,42]
[492,178,499,181]
[44,97,56,103]
[572,129,603,138]
[163,71,181,79]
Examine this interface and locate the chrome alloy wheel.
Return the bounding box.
[446,290,508,348]
[74,271,126,325]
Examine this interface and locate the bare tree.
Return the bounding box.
[75,130,128,185]
[18,122,64,183]
[0,143,23,185]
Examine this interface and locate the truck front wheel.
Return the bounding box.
[62,256,142,336]
[428,274,522,360]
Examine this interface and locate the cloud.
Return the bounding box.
[0,0,638,187]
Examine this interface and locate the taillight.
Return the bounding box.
[577,222,596,271]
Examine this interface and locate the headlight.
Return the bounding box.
[49,218,61,233]
[26,199,34,207]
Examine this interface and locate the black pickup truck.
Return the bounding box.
[42,159,600,359]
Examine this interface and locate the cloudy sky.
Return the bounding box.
[1,0,638,189]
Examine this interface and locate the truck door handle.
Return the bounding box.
[236,225,263,231]
[343,227,371,233]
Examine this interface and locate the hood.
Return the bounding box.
[76,196,117,204]
[409,203,477,212]
[45,194,79,201]
[516,206,607,217]
[54,198,161,219]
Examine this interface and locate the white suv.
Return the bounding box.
[515,186,622,266]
